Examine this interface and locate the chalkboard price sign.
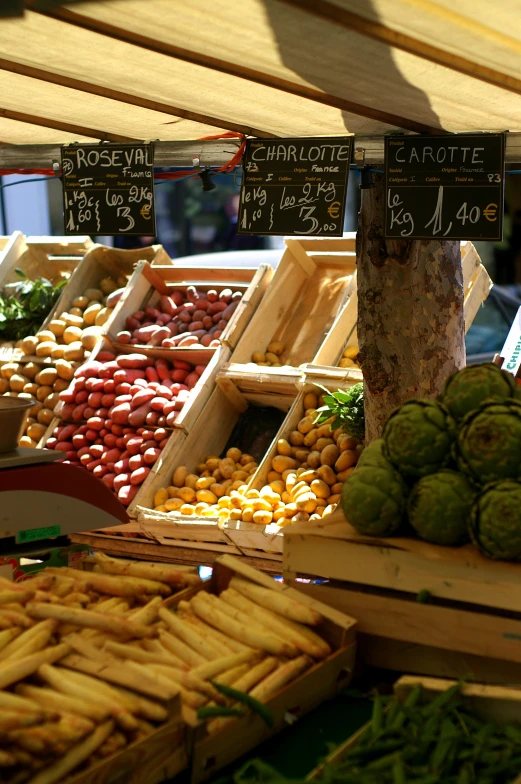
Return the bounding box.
[385,133,504,241]
[61,143,156,236]
[238,136,352,237]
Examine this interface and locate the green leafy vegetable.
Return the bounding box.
[0,269,66,341]
[315,383,365,442]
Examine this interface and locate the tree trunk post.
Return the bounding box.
[357,173,466,442]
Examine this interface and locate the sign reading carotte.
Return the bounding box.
[384,133,504,241]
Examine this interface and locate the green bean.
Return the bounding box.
[210,680,274,728]
[422,683,461,716]
[391,759,406,784]
[371,691,383,738]
[197,705,246,720]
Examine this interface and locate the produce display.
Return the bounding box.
[43,350,209,505]
[115,285,242,350]
[337,345,360,370]
[0,557,331,782]
[0,361,67,447]
[0,557,200,783]
[153,391,361,526]
[341,363,521,560]
[250,342,285,367]
[20,276,125,364]
[0,271,67,347]
[242,682,521,784]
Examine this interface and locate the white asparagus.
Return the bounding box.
[0,689,55,716]
[206,657,279,734]
[230,577,322,626]
[26,719,114,784]
[0,643,70,689]
[0,589,34,605]
[0,620,58,661]
[157,630,207,667]
[15,683,109,723]
[192,650,262,681]
[103,640,189,669]
[158,607,222,660]
[45,567,151,598]
[115,686,169,722]
[249,655,312,702]
[93,553,202,586]
[26,602,155,640]
[191,593,298,657]
[6,623,58,662]
[57,662,139,712]
[178,604,235,657]
[0,712,45,731]
[0,626,21,653]
[127,596,162,625]
[221,589,331,659]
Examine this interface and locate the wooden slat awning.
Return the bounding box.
[0,0,520,158]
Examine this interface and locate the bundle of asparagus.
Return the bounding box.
[0,554,333,783]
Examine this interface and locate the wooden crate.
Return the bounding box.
[284,513,521,680]
[308,676,521,782]
[307,240,492,374]
[176,554,356,784]
[104,261,272,358]
[224,236,356,391]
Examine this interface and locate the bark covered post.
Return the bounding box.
[357,173,466,442]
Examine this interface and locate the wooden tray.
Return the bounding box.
[104,261,272,357]
[177,554,357,784]
[225,236,356,391]
[308,676,521,782]
[284,513,521,680]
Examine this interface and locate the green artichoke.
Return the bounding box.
[407,469,473,546]
[383,400,456,480]
[340,465,407,536]
[469,480,521,560]
[441,363,517,420]
[356,439,393,470]
[456,400,521,484]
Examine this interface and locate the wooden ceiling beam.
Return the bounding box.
[0,108,137,142]
[281,0,521,98]
[28,3,435,133]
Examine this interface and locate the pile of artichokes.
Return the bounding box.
[341,363,521,560]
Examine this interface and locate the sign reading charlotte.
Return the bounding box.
[238,136,352,236]
[384,133,504,241]
[62,143,155,236]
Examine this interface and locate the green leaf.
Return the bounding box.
[15,268,27,279]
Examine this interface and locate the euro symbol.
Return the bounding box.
[483,203,498,222]
[328,201,341,220]
[140,204,151,220]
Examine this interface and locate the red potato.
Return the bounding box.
[178,311,192,324]
[114,369,146,385]
[126,437,143,455]
[194,299,210,311]
[216,319,227,331]
[207,301,227,315]
[117,354,151,369]
[95,408,109,420]
[192,309,207,322]
[156,313,171,326]
[99,362,120,379]
[115,437,125,449]
[145,411,159,426]
[207,290,218,303]
[98,351,116,362]
[88,392,103,408]
[202,316,213,330]
[85,429,99,442]
[130,466,150,485]
[59,424,77,441]
[171,290,184,306]
[54,441,73,452]
[144,306,161,319]
[129,454,143,471]
[118,484,139,506]
[101,394,116,408]
[140,440,156,452]
[162,400,177,416]
[72,403,89,421]
[185,372,199,389]
[99,428,108,438]
[155,385,173,400]
[143,447,161,465]
[102,448,121,465]
[104,433,118,448]
[222,301,239,321]
[149,397,168,412]
[126,317,140,332]
[114,395,132,405]
[66,451,77,461]
[116,331,132,344]
[85,378,105,393]
[159,438,169,449]
[93,464,108,478]
[178,336,198,347]
[114,458,130,475]
[76,445,90,458]
[145,366,159,383]
[111,403,132,424]
[102,473,116,489]
[72,434,87,450]
[80,453,91,466]
[89,445,104,460]
[86,459,103,472]
[135,325,159,342]
[161,339,177,348]
[131,389,155,409]
[166,411,177,426]
[195,365,207,377]
[115,383,132,395]
[130,338,139,345]
[153,428,168,442]
[157,416,167,427]
[81,361,103,379]
[159,295,176,315]
[132,311,145,322]
[188,321,205,332]
[155,360,170,382]
[148,327,170,346]
[113,473,130,492]
[219,288,232,301]
[128,404,152,428]
[171,369,188,383]
[186,286,198,301]
[209,339,221,348]
[103,379,116,393]
[166,322,178,335]
[87,417,104,431]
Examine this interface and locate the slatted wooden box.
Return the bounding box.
[284,512,521,685]
[104,261,272,360]
[308,676,521,782]
[175,554,357,784]
[223,236,356,392]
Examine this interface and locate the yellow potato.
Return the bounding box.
[48,319,66,337]
[241,507,254,523]
[317,465,337,486]
[81,326,103,351]
[331,482,344,495]
[219,458,236,479]
[267,341,284,356]
[317,424,333,438]
[272,455,297,474]
[294,449,311,463]
[327,494,341,505]
[196,489,218,504]
[253,510,273,525]
[276,438,292,457]
[206,457,220,472]
[165,498,184,512]
[173,466,188,488]
[339,358,356,369]
[63,313,84,328]
[99,277,119,295]
[19,436,36,448]
[85,288,103,302]
[295,493,317,513]
[29,400,43,418]
[231,470,249,482]
[0,378,8,394]
[21,362,38,380]
[289,430,304,446]
[36,385,53,402]
[95,307,113,327]
[297,416,315,434]
[265,352,280,364]
[72,295,89,309]
[195,476,214,490]
[9,374,30,392]
[21,336,38,355]
[153,488,169,507]
[303,429,319,447]
[321,444,340,466]
[27,422,46,441]
[316,437,335,451]
[37,407,54,425]
[303,392,318,410]
[343,346,359,359]
[0,362,20,379]
[218,496,231,508]
[45,390,59,408]
[184,473,199,489]
[36,330,56,343]
[69,307,83,318]
[252,351,266,363]
[36,367,57,386]
[269,480,285,496]
[35,341,55,358]
[180,504,195,516]
[64,342,84,362]
[310,478,331,499]
[53,378,69,392]
[267,470,282,483]
[226,447,242,463]
[210,483,226,498]
[155,505,167,513]
[83,303,103,325]
[178,486,196,503]
[240,453,255,466]
[167,486,180,498]
[51,344,66,360]
[307,451,321,469]
[300,469,319,483]
[337,467,356,482]
[242,461,257,474]
[335,450,358,472]
[337,434,358,451]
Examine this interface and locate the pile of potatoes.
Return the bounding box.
[0,360,74,446]
[153,448,259,516]
[250,341,286,367]
[152,391,361,527]
[338,345,360,370]
[20,276,125,364]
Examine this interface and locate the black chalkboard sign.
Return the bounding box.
[61,143,156,236]
[237,136,352,237]
[385,133,504,241]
